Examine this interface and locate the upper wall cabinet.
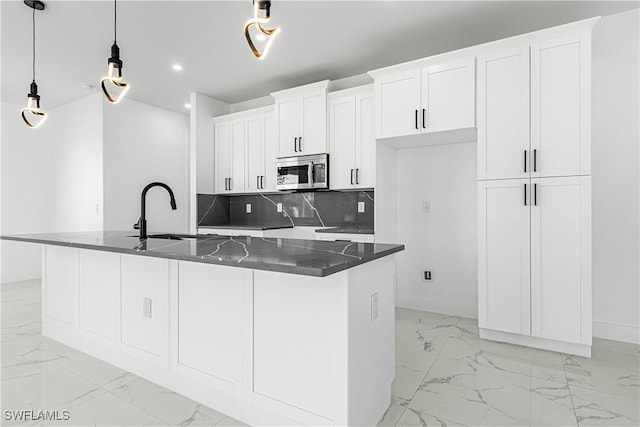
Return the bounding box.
[214,106,276,194]
[246,110,277,192]
[477,33,591,180]
[272,81,329,157]
[370,57,475,139]
[329,86,375,190]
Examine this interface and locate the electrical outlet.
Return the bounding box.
[422,201,431,213]
[423,270,432,281]
[246,203,252,214]
[358,202,365,213]
[143,297,152,318]
[277,203,283,213]
[371,293,379,320]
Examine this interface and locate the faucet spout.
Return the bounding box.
[138,182,177,240]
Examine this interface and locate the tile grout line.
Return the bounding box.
[561,354,581,427]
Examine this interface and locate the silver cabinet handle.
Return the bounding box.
[294,137,298,152]
[229,177,232,191]
[422,109,426,129]
[350,169,354,185]
[260,176,264,189]
[356,168,360,184]
[415,110,418,129]
[298,136,302,152]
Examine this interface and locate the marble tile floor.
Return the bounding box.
[2,279,639,426]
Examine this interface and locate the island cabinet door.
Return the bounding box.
[120,255,170,364]
[43,245,77,326]
[177,262,245,391]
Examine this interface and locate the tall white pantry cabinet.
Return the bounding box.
[477,21,596,356]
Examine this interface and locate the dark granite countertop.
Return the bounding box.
[1,231,403,277]
[315,227,375,235]
[198,225,294,231]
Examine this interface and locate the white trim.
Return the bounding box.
[593,320,640,345]
[397,297,477,320]
[480,328,591,357]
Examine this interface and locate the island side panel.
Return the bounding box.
[346,254,395,426]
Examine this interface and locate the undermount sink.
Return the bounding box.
[128,233,200,240]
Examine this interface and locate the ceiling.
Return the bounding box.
[2,1,638,114]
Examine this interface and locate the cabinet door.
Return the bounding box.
[355,93,375,188]
[478,179,531,335]
[300,92,327,155]
[531,34,590,177]
[374,69,421,139]
[230,119,246,193]
[262,113,278,192]
[477,48,530,180]
[214,121,232,194]
[329,95,357,189]
[421,57,475,133]
[246,114,265,193]
[530,176,591,345]
[277,97,300,157]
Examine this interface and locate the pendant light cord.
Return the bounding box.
[32,6,35,82]
[114,0,117,43]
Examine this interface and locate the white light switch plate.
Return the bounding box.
[246,203,252,214]
[143,297,152,318]
[371,293,379,320]
[277,203,283,213]
[358,202,365,213]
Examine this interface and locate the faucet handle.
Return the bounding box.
[133,216,141,230]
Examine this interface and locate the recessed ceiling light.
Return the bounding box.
[184,103,191,109]
[172,64,183,71]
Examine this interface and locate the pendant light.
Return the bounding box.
[100,0,130,104]
[20,0,47,129]
[244,0,281,60]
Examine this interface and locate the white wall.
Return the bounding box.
[0,95,103,283]
[591,9,640,343]
[103,97,189,234]
[395,142,478,318]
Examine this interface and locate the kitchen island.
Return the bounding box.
[1,231,403,426]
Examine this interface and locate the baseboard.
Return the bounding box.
[479,328,591,357]
[396,295,477,319]
[593,320,640,344]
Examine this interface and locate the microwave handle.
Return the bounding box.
[308,161,314,185]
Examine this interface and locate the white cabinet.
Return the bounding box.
[214,107,276,194]
[530,176,591,345]
[477,27,594,356]
[214,118,245,194]
[371,57,475,139]
[478,176,592,353]
[329,86,375,189]
[120,255,170,361]
[531,34,591,178]
[43,245,76,325]
[478,180,531,335]
[246,110,277,192]
[272,80,329,156]
[478,33,591,180]
[477,47,530,180]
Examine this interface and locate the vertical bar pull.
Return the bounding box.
[415,110,418,129]
[257,176,260,189]
[524,150,528,173]
[261,176,264,189]
[533,149,537,172]
[298,136,302,152]
[350,169,354,185]
[356,168,360,184]
[294,137,298,152]
[534,183,538,206]
[524,183,528,206]
[422,109,426,129]
[229,178,232,191]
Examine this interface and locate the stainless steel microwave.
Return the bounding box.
[276,154,329,191]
